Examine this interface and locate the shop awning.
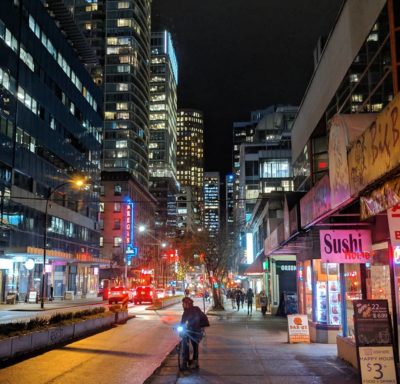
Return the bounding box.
[244,257,264,276]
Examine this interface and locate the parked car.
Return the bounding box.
[108,286,134,304]
[134,286,156,304]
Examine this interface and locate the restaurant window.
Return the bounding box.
[314,260,341,326]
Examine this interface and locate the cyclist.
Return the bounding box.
[180,296,206,368]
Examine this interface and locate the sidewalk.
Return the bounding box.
[147,305,359,384]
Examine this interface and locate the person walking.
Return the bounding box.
[259,290,267,315]
[240,289,245,309]
[235,288,241,311]
[246,288,254,315]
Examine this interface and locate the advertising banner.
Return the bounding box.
[328,114,374,209]
[300,175,331,227]
[360,177,400,219]
[353,300,398,384]
[320,229,372,263]
[287,314,310,343]
[348,93,400,195]
[387,203,400,248]
[358,346,397,384]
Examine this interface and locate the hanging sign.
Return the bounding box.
[387,203,400,248]
[320,229,372,263]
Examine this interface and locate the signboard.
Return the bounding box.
[353,300,398,384]
[348,93,400,196]
[387,203,400,249]
[358,346,397,384]
[28,291,37,303]
[300,175,331,227]
[287,314,310,343]
[353,300,392,346]
[328,114,375,209]
[320,229,372,263]
[125,202,135,248]
[360,178,400,219]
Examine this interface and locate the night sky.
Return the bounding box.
[152,0,343,175]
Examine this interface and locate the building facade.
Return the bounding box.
[203,172,220,237]
[0,0,104,302]
[259,0,400,364]
[176,109,204,228]
[149,31,179,238]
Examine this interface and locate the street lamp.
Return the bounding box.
[40,176,86,309]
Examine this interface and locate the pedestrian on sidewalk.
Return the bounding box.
[259,290,267,315]
[235,288,241,311]
[228,290,236,309]
[246,288,254,315]
[240,289,245,309]
[50,285,54,301]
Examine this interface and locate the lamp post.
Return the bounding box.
[40,177,85,309]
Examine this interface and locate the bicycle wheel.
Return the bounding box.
[178,338,189,371]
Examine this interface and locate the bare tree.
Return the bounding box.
[174,226,238,311]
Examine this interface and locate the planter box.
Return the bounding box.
[48,324,74,346]
[74,319,95,338]
[11,334,32,357]
[0,338,12,360]
[337,335,358,368]
[31,330,49,350]
[0,315,115,360]
[115,311,128,324]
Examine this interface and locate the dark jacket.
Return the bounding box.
[181,306,203,331]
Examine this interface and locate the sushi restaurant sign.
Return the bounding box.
[320,229,372,263]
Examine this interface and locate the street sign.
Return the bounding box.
[169,281,176,287]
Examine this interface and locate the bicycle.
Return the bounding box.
[175,325,204,371]
[176,324,190,371]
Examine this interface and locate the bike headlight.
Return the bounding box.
[177,325,184,333]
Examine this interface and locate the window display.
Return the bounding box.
[314,261,341,326]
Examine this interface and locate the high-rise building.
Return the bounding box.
[232,107,271,202]
[204,172,220,236]
[177,109,204,227]
[66,0,157,272]
[149,31,179,237]
[0,0,103,301]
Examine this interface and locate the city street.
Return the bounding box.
[0,300,193,384]
[0,299,360,384]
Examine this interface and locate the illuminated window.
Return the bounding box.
[117,19,131,28]
[113,237,122,247]
[349,73,359,83]
[116,140,127,148]
[351,94,363,102]
[118,2,130,9]
[117,83,128,91]
[114,203,121,212]
[116,102,128,110]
